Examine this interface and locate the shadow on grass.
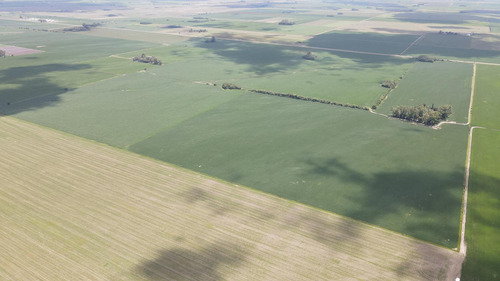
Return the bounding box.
[0,63,91,115]
[192,37,412,75]
[307,32,419,55]
[394,12,500,25]
[136,240,247,281]
[193,38,303,75]
[303,157,464,247]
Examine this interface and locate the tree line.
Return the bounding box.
[220,83,369,111]
[391,104,452,125]
[63,22,101,32]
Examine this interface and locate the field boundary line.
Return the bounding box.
[468,63,477,125]
[400,34,425,55]
[459,125,484,255]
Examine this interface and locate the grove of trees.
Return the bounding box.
[279,19,295,25]
[391,104,452,125]
[132,54,162,65]
[416,55,440,63]
[63,22,101,32]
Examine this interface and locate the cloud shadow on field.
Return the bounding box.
[0,63,91,115]
[393,12,500,25]
[193,38,304,75]
[136,240,247,281]
[303,157,464,247]
[307,32,418,55]
[192,36,412,75]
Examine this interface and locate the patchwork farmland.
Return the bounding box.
[0,117,463,280]
[1,0,500,279]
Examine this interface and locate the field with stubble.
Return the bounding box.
[0,117,463,280]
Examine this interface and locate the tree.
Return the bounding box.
[302,51,317,60]
[381,80,397,89]
[437,105,452,119]
[222,83,241,90]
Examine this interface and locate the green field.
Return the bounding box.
[4,1,500,279]
[377,61,473,123]
[0,27,471,248]
[406,33,500,63]
[0,31,157,106]
[471,64,500,129]
[307,31,419,54]
[199,40,414,106]
[462,129,500,280]
[129,93,468,247]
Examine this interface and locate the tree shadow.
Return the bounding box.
[302,157,464,247]
[0,63,91,115]
[136,240,247,281]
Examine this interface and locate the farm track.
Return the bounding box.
[0,116,463,280]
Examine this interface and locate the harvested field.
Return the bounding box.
[0,116,463,280]
[0,45,43,56]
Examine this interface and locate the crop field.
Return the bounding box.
[2,18,470,249]
[338,20,490,35]
[471,65,500,129]
[461,129,500,281]
[306,31,420,55]
[84,28,188,45]
[0,117,463,281]
[1,1,500,279]
[405,33,500,63]
[461,62,500,279]
[377,61,473,123]
[128,93,468,248]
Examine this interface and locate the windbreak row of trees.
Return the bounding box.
[249,90,370,111]
[391,104,452,125]
[63,22,101,32]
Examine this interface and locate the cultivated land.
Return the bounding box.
[461,63,500,280]
[1,30,468,247]
[461,129,500,281]
[470,65,500,129]
[1,0,500,279]
[0,117,463,281]
[377,61,473,123]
